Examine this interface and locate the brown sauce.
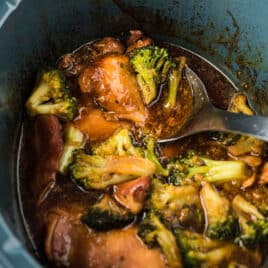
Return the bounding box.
[146,76,192,138]
[18,36,267,267]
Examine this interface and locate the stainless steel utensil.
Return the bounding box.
[159,66,268,143]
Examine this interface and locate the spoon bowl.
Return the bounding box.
[159,66,268,143]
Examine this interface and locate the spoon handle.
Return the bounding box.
[209,107,268,142]
[159,105,268,144]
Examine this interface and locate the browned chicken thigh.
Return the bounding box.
[32,115,63,203]
[74,108,129,142]
[126,29,153,53]
[58,37,125,77]
[45,205,166,268]
[78,54,148,124]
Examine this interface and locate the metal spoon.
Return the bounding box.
[159,66,268,143]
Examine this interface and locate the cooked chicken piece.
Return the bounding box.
[79,54,148,124]
[45,205,166,268]
[32,115,63,203]
[45,203,87,266]
[126,30,153,53]
[57,53,85,77]
[93,37,125,55]
[228,136,264,167]
[126,38,153,53]
[228,137,263,157]
[58,37,124,76]
[89,227,166,268]
[229,154,262,168]
[74,108,130,142]
[113,176,151,214]
[127,30,144,46]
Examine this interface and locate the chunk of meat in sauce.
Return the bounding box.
[78,54,148,124]
[126,30,144,47]
[58,37,124,76]
[57,53,85,77]
[93,37,125,55]
[227,137,264,167]
[75,108,130,142]
[126,30,153,53]
[45,206,166,268]
[32,115,63,203]
[113,176,151,214]
[45,203,87,266]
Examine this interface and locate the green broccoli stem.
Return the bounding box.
[70,151,156,190]
[26,82,51,113]
[31,102,69,118]
[130,46,176,105]
[145,138,169,176]
[188,158,250,183]
[155,226,183,268]
[139,212,183,268]
[25,68,78,121]
[163,57,186,110]
[137,72,157,105]
[58,125,84,174]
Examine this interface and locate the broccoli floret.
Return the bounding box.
[92,128,142,157]
[168,150,251,185]
[167,151,207,185]
[232,194,268,248]
[69,149,156,190]
[228,92,254,115]
[138,211,183,268]
[144,137,169,176]
[149,178,204,231]
[200,182,237,240]
[188,157,250,184]
[163,56,186,110]
[209,132,241,146]
[26,68,77,121]
[58,124,84,174]
[93,130,169,176]
[129,45,176,105]
[166,158,187,186]
[174,229,261,268]
[82,194,134,231]
[174,229,227,268]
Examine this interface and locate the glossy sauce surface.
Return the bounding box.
[18,38,248,267]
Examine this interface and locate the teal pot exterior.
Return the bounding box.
[1,0,268,267]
